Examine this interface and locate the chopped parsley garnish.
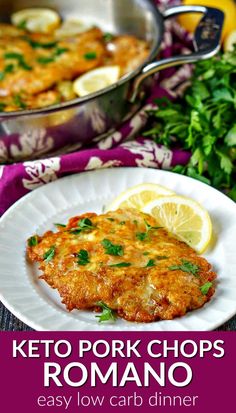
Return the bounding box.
[78,218,94,230]
[107,218,115,222]
[70,218,95,234]
[103,32,114,42]
[101,239,124,256]
[136,220,162,242]
[169,260,199,276]
[4,52,32,71]
[136,232,148,241]
[143,252,149,256]
[5,64,15,73]
[109,262,131,267]
[37,56,55,64]
[0,103,6,111]
[54,47,69,56]
[145,259,155,267]
[77,249,90,266]
[43,246,56,262]
[27,235,38,247]
[0,64,15,80]
[133,220,138,225]
[13,94,27,109]
[96,301,116,322]
[144,220,162,231]
[4,52,22,59]
[17,19,27,30]
[84,51,97,60]
[200,282,213,295]
[54,223,66,228]
[119,221,126,225]
[24,37,58,49]
[156,255,169,260]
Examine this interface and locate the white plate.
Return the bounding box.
[0,167,236,331]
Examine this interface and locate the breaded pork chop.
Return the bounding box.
[27,209,216,322]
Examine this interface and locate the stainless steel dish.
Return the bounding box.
[0,0,224,162]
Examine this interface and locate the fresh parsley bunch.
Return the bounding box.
[144,48,236,200]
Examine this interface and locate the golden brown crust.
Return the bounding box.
[0,23,151,111]
[27,208,216,322]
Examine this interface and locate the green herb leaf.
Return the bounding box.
[136,232,148,241]
[4,52,32,70]
[200,282,213,295]
[13,94,27,109]
[156,255,169,260]
[145,259,155,267]
[0,102,6,111]
[54,223,66,228]
[43,246,56,262]
[84,51,97,60]
[119,221,126,225]
[37,56,55,64]
[109,262,131,267]
[78,218,94,230]
[143,48,236,196]
[169,259,199,276]
[4,64,15,74]
[77,249,90,266]
[24,37,58,49]
[0,63,15,80]
[144,220,162,231]
[4,52,23,60]
[17,19,27,30]
[28,235,38,247]
[96,301,116,322]
[101,239,124,256]
[54,47,69,56]
[70,218,95,234]
[103,32,114,42]
[107,218,115,222]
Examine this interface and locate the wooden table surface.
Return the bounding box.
[1,302,235,331]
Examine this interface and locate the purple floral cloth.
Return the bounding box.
[0,0,193,216]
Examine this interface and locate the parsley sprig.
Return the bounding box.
[109,262,131,267]
[28,235,38,247]
[96,301,117,322]
[70,218,95,234]
[77,249,90,266]
[200,282,213,295]
[136,219,162,241]
[169,259,199,276]
[144,48,236,200]
[101,239,124,256]
[43,246,56,262]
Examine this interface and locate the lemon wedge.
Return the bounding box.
[11,8,61,33]
[73,66,120,97]
[105,183,175,212]
[55,18,93,38]
[142,196,212,253]
[224,30,236,52]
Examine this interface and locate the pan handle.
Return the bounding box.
[130,5,224,102]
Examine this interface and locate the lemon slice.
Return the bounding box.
[142,196,212,253]
[105,183,175,212]
[11,8,61,33]
[73,66,120,97]
[224,30,236,52]
[55,18,93,38]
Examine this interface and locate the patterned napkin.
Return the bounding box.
[0,0,193,216]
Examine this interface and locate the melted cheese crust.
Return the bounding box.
[27,208,216,322]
